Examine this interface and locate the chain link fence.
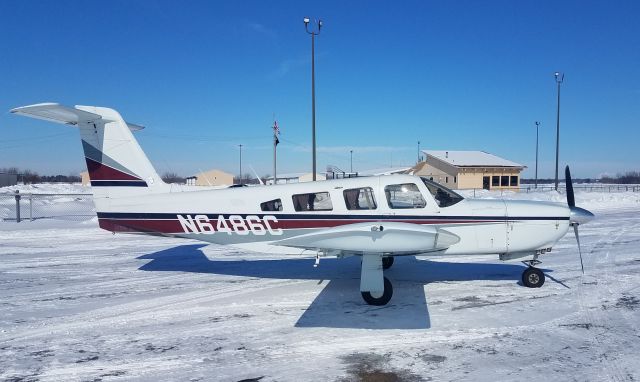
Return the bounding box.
[0,191,95,222]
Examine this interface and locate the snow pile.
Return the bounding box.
[0,183,90,194]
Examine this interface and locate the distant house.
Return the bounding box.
[187,169,234,186]
[266,172,326,185]
[412,150,525,190]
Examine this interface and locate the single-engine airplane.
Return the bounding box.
[11,103,595,305]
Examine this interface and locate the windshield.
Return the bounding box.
[420,177,464,207]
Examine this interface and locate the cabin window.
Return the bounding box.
[510,176,518,186]
[292,192,333,211]
[260,198,283,212]
[384,183,426,209]
[501,176,509,186]
[420,177,464,207]
[492,176,500,187]
[343,187,377,210]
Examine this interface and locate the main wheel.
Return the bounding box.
[382,256,394,270]
[361,277,393,305]
[522,267,545,288]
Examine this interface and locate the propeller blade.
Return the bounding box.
[565,165,575,208]
[573,224,584,274]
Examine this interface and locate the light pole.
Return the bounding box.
[304,16,322,181]
[238,144,243,185]
[350,150,353,173]
[554,71,564,191]
[417,140,421,163]
[534,121,540,188]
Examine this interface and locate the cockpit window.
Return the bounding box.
[384,183,426,209]
[420,177,464,207]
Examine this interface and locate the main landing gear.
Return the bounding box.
[360,254,394,305]
[521,259,545,288]
[382,256,394,270]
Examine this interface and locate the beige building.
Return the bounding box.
[187,169,234,186]
[80,171,90,186]
[413,150,525,190]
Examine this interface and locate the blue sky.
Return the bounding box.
[1,0,638,178]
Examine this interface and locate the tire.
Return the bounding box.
[382,256,394,270]
[361,277,393,305]
[522,267,545,288]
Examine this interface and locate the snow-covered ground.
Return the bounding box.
[1,185,639,381]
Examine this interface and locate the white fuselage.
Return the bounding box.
[97,174,571,257]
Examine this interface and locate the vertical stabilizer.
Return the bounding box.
[11,103,169,210]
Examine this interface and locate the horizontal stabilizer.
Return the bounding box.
[271,221,460,255]
[11,103,144,131]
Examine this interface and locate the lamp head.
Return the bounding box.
[554,71,564,82]
[318,19,323,29]
[303,17,310,25]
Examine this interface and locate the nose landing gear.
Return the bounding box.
[521,259,545,288]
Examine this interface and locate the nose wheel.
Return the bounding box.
[521,260,545,288]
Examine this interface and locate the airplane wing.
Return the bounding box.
[11,103,144,131]
[271,221,460,255]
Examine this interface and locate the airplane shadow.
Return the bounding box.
[137,244,552,330]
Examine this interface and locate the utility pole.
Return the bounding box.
[273,120,279,185]
[350,150,353,173]
[238,144,243,185]
[304,17,322,180]
[535,121,540,188]
[554,72,564,191]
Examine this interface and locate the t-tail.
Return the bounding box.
[10,103,169,209]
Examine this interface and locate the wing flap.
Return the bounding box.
[271,221,460,254]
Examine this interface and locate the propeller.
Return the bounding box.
[565,166,594,274]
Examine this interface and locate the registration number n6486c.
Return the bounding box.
[177,214,283,235]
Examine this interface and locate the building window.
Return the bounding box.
[454,176,457,183]
[445,177,449,183]
[343,187,377,210]
[492,176,500,187]
[260,198,282,211]
[384,183,426,209]
[510,176,518,187]
[292,192,333,211]
[501,176,509,186]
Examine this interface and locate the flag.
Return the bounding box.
[273,121,280,146]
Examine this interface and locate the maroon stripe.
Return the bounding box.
[86,158,142,181]
[98,217,502,234]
